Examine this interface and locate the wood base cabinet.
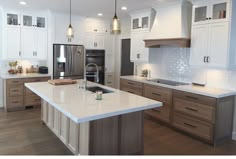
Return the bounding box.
[42,100,144,155]
[4,77,50,112]
[173,90,234,145]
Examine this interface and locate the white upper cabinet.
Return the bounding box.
[192,0,230,26]
[2,9,48,60]
[130,9,156,32]
[104,35,115,55]
[6,12,21,27]
[3,27,21,59]
[190,25,209,67]
[84,33,105,50]
[190,0,236,69]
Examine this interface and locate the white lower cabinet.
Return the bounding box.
[130,32,149,63]
[190,22,229,68]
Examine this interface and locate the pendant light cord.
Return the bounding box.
[70,0,72,24]
[115,0,117,17]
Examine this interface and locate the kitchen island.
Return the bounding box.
[25,80,162,155]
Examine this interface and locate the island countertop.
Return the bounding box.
[25,80,162,124]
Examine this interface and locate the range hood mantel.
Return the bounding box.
[144,38,190,48]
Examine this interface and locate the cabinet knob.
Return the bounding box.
[137,54,140,59]
[206,18,209,20]
[209,17,212,20]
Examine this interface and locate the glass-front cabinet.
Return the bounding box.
[193,0,230,25]
[6,12,47,29]
[6,13,20,26]
[132,16,149,31]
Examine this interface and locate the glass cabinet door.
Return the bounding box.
[132,18,139,30]
[23,15,33,27]
[36,17,46,28]
[7,13,19,26]
[142,16,149,29]
[212,2,227,20]
[194,6,208,23]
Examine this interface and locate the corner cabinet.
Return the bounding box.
[190,0,236,69]
[2,10,48,60]
[130,31,149,63]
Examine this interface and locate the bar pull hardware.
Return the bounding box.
[152,92,161,97]
[127,82,135,85]
[184,123,196,128]
[152,109,161,113]
[186,96,198,100]
[204,56,206,63]
[206,56,210,63]
[185,107,198,112]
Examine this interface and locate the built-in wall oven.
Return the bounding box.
[85,50,105,85]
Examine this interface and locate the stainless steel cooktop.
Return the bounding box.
[147,79,189,86]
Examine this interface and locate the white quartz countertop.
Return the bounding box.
[120,76,236,98]
[0,73,51,79]
[25,80,162,124]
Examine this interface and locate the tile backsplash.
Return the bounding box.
[0,60,47,74]
[136,47,236,91]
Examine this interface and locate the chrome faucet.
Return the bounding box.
[84,63,99,89]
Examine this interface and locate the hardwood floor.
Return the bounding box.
[0,108,236,155]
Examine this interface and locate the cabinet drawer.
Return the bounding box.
[173,90,216,106]
[24,88,36,96]
[120,79,143,89]
[7,96,24,108]
[174,98,216,123]
[7,85,24,97]
[6,79,24,85]
[144,84,172,105]
[146,105,170,123]
[173,113,213,141]
[120,86,143,96]
[24,95,41,106]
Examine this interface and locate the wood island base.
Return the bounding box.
[41,100,144,155]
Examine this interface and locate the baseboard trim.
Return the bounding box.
[232,132,236,140]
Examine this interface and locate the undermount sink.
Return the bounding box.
[86,86,114,94]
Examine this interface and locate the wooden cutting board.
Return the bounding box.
[48,79,77,85]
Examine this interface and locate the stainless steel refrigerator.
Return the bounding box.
[53,44,84,79]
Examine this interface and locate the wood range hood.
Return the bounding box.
[144,38,191,48]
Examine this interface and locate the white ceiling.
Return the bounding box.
[0,0,184,18]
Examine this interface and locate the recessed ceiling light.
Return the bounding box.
[121,6,127,10]
[19,1,27,5]
[97,13,103,16]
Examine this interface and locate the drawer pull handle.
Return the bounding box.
[127,82,134,85]
[127,91,134,94]
[152,109,161,113]
[152,93,161,97]
[12,101,19,104]
[12,90,19,92]
[185,107,198,112]
[184,123,196,128]
[186,96,198,100]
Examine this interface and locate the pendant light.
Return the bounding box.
[66,0,74,42]
[111,0,121,34]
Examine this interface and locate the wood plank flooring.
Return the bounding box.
[0,108,236,155]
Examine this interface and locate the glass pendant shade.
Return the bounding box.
[67,24,74,42]
[111,15,121,34]
[111,0,121,34]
